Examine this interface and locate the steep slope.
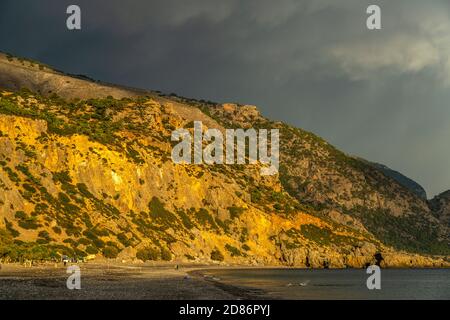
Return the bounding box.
[0,53,448,267]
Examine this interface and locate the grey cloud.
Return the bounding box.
[324,2,450,84]
[0,0,449,196]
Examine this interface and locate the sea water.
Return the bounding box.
[206,268,450,299]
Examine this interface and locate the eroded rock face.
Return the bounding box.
[381,252,447,268]
[218,103,262,126]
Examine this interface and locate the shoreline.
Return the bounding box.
[187,268,270,300]
[0,262,449,299]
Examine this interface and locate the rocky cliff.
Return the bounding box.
[0,52,448,267]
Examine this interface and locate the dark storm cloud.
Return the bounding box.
[1,0,449,196]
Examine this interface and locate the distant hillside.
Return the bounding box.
[369,162,427,199]
[430,190,450,228]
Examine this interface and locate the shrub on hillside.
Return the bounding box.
[161,248,172,261]
[136,247,158,261]
[225,244,242,257]
[210,248,224,262]
[103,246,119,259]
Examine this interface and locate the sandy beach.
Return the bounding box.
[0,262,266,300]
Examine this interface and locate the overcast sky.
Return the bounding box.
[1,0,449,197]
